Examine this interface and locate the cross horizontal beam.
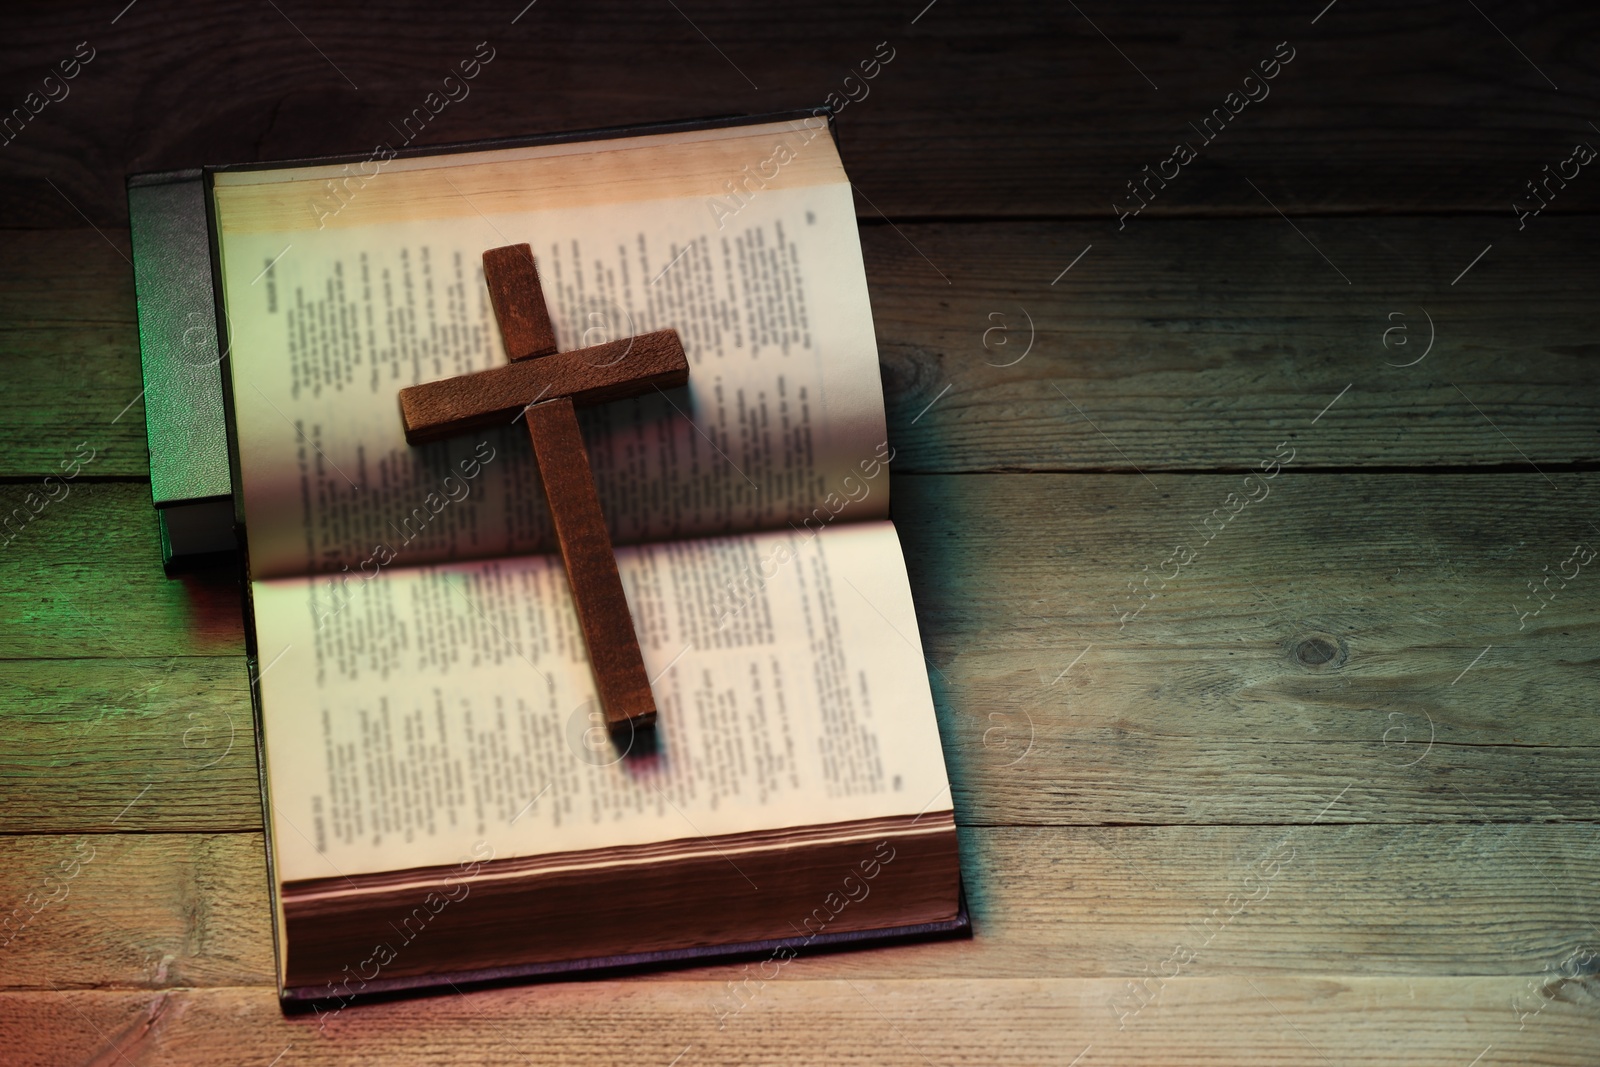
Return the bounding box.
[397,329,689,445]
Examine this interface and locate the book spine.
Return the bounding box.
[126,171,236,570]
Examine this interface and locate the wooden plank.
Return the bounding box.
[0,978,1595,1065]
[4,474,1598,828]
[761,824,1600,981]
[0,230,146,478]
[0,834,271,990]
[893,471,1600,824]
[5,217,1599,478]
[893,471,1600,662]
[4,825,1597,991]
[9,219,1600,476]
[9,642,1599,832]
[4,3,1599,225]
[0,482,244,659]
[0,658,258,832]
[868,217,1600,471]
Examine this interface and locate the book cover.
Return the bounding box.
[127,169,238,569]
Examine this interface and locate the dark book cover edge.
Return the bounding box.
[280,891,970,1013]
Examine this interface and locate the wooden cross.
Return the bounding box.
[398,244,688,737]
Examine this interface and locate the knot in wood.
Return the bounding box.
[1293,636,1341,668]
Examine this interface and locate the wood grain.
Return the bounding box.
[868,216,1600,472]
[5,217,1598,479]
[4,0,1597,1058]
[0,483,243,660]
[398,328,688,443]
[2,2,1598,225]
[482,245,556,361]
[524,396,657,731]
[5,474,1598,831]
[0,834,272,990]
[895,470,1600,825]
[0,978,1595,1065]
[5,825,1597,991]
[0,229,147,479]
[0,658,257,832]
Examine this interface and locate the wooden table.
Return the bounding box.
[2,2,1597,1063]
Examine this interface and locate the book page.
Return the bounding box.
[212,121,890,580]
[251,522,951,884]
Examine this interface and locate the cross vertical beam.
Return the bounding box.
[524,395,656,730]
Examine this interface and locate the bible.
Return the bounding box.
[202,112,965,1007]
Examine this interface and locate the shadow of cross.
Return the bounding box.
[398,243,689,738]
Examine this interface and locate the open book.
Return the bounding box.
[207,114,962,1005]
